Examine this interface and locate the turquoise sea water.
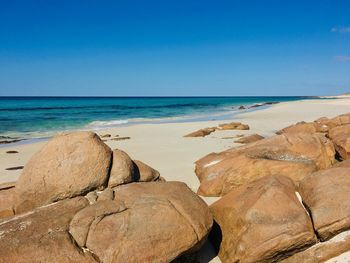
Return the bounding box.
[0,96,313,138]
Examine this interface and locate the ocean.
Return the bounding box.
[0,96,313,139]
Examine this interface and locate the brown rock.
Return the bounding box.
[218,122,250,130]
[0,187,15,219]
[15,132,112,213]
[70,182,213,263]
[328,124,350,160]
[0,197,96,263]
[222,134,244,139]
[85,191,98,204]
[108,149,135,187]
[238,105,246,110]
[276,122,318,135]
[299,167,350,241]
[282,230,350,263]
[195,133,335,196]
[331,113,350,126]
[69,199,126,248]
[97,188,114,201]
[184,127,216,137]
[210,175,316,263]
[234,133,264,144]
[333,159,350,168]
[133,160,160,182]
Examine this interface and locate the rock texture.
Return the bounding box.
[210,175,316,263]
[184,127,216,137]
[0,184,15,219]
[195,133,335,196]
[0,197,95,263]
[14,132,112,213]
[133,160,161,182]
[218,122,249,130]
[299,167,350,241]
[69,182,213,263]
[108,149,135,187]
[234,133,264,144]
[282,230,350,263]
[328,124,350,160]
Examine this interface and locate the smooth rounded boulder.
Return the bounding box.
[108,149,136,187]
[69,182,213,262]
[299,167,350,241]
[133,160,161,182]
[15,132,112,213]
[210,175,316,263]
[195,133,335,196]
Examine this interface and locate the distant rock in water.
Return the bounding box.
[238,105,246,110]
[248,101,279,109]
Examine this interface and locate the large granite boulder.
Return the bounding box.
[0,197,95,263]
[299,167,350,241]
[210,175,316,263]
[15,132,112,213]
[108,149,135,187]
[328,124,350,160]
[195,133,335,196]
[69,182,213,262]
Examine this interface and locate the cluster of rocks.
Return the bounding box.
[0,132,213,262]
[237,101,279,110]
[184,122,250,137]
[196,112,350,262]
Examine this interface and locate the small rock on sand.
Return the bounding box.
[6,150,19,154]
[5,166,24,171]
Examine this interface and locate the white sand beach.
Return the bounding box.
[1,97,350,263]
[1,97,350,205]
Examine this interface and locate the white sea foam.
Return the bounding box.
[86,119,129,130]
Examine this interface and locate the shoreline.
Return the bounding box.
[1,98,350,199]
[0,96,316,142]
[1,97,350,263]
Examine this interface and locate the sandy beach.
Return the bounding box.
[2,98,350,263]
[1,97,350,205]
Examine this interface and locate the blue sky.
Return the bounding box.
[0,0,349,96]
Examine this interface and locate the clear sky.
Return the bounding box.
[0,0,349,96]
